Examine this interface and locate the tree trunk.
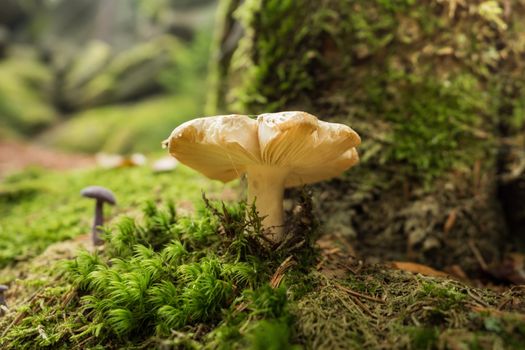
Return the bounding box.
[210,0,525,275]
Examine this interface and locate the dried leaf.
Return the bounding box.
[444,209,457,234]
[390,261,449,278]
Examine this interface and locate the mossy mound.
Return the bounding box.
[1,195,524,349]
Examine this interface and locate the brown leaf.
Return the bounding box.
[390,261,449,278]
[444,209,457,235]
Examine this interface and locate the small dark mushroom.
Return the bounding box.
[81,186,116,246]
[0,284,8,315]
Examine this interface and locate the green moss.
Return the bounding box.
[419,280,466,312]
[246,319,300,350]
[406,327,439,350]
[0,164,230,269]
[0,198,306,349]
[372,73,494,180]
[375,0,415,11]
[2,193,525,349]
[227,0,320,112]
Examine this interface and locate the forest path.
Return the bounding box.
[0,140,95,178]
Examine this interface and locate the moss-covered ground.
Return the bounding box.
[0,164,230,272]
[1,166,524,349]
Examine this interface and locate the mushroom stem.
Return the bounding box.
[0,285,8,315]
[246,165,289,243]
[92,200,104,246]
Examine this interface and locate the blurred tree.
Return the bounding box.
[0,0,217,144]
[210,0,525,275]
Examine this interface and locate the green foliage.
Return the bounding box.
[0,57,56,136]
[40,29,215,154]
[39,96,196,153]
[160,29,213,101]
[63,36,182,109]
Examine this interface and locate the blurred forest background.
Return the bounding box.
[0,0,215,153]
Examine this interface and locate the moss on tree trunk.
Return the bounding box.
[210,0,525,275]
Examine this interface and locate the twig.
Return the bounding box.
[466,288,489,307]
[61,287,77,308]
[1,288,44,338]
[338,262,358,275]
[349,292,377,318]
[11,287,45,310]
[316,256,327,271]
[270,256,296,288]
[1,311,27,338]
[468,240,488,271]
[335,283,385,304]
[497,298,511,311]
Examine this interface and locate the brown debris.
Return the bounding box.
[443,208,457,235]
[468,239,489,271]
[270,255,296,288]
[334,283,385,304]
[487,253,525,285]
[389,261,449,278]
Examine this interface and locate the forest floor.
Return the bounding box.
[0,146,524,349]
[0,140,95,178]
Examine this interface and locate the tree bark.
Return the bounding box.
[210,0,525,275]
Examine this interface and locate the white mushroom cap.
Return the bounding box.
[164,114,260,182]
[257,111,360,187]
[164,111,360,186]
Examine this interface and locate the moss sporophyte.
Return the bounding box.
[164,111,361,243]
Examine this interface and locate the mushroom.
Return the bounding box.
[152,156,179,173]
[80,186,116,246]
[0,285,8,315]
[164,111,360,243]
